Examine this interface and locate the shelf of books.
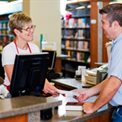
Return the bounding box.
[61,0,90,77]
[0,14,14,52]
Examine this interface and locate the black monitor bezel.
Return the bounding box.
[42,50,56,70]
[10,53,49,97]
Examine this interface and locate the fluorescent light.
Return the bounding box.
[0,0,22,15]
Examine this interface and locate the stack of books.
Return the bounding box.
[85,69,97,85]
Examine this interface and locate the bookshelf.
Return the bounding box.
[0,14,14,52]
[61,0,90,77]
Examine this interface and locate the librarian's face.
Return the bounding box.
[20,22,36,42]
[101,14,115,40]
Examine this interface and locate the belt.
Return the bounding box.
[115,105,122,109]
[115,106,122,115]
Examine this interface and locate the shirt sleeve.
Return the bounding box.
[108,42,122,80]
[2,45,16,66]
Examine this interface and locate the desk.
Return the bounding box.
[52,78,92,90]
[0,96,62,122]
[50,78,113,122]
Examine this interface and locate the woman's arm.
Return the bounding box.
[4,64,59,96]
[4,65,14,81]
[43,79,59,96]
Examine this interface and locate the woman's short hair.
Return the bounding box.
[8,12,32,35]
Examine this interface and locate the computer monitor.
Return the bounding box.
[10,53,49,97]
[42,50,56,70]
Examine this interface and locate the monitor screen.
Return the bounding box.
[42,50,56,70]
[10,53,49,97]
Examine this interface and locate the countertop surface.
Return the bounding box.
[0,78,112,121]
[52,78,92,89]
[0,95,62,119]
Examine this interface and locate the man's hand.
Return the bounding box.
[82,102,96,114]
[73,89,90,103]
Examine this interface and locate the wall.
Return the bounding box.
[23,0,61,55]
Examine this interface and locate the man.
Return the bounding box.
[75,3,122,122]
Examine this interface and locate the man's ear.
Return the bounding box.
[112,20,120,28]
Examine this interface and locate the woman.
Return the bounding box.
[2,12,59,96]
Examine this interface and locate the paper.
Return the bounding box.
[57,89,107,112]
[57,94,66,116]
[57,89,83,111]
[57,89,78,97]
[57,89,97,103]
[57,89,79,103]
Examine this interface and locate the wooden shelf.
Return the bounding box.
[62,48,90,52]
[66,0,90,5]
[62,58,90,65]
[62,68,75,73]
[62,37,90,41]
[72,15,90,18]
[62,27,90,30]
[0,14,14,49]
[61,0,90,77]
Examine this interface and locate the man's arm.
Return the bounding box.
[83,76,121,114]
[75,78,109,103]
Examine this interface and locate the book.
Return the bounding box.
[65,96,97,111]
[85,74,97,85]
[65,104,82,111]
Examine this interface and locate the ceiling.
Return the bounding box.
[0,0,22,15]
[0,0,16,2]
[0,0,18,2]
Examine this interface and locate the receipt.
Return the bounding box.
[57,89,79,103]
[57,89,78,97]
[57,94,66,116]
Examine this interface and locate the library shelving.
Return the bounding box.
[0,14,14,52]
[61,0,90,77]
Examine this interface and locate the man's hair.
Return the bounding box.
[9,12,32,35]
[99,3,122,27]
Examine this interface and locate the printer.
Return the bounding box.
[85,64,108,85]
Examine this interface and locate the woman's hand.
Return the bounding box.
[43,79,59,96]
